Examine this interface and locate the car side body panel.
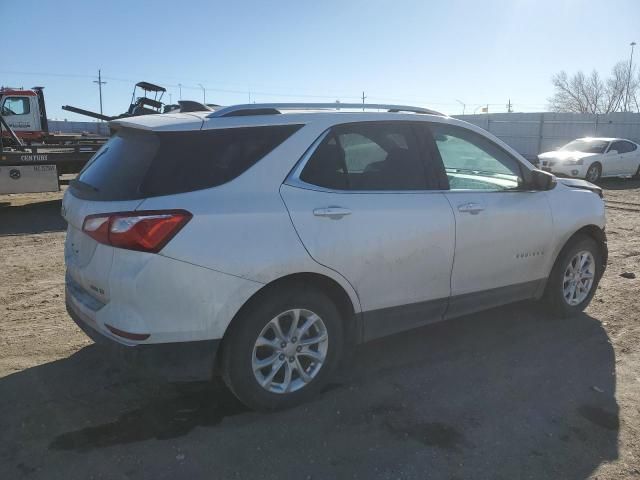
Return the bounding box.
[540,182,606,278]
[63,111,607,357]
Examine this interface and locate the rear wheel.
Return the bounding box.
[221,285,344,410]
[585,163,602,183]
[543,234,602,317]
[632,163,640,179]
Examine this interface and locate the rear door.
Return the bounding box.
[281,122,455,340]
[424,123,554,318]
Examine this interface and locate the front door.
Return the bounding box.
[1,95,39,133]
[426,123,554,318]
[281,122,455,340]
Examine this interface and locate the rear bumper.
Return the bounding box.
[66,297,220,382]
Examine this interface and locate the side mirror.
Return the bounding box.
[530,169,557,191]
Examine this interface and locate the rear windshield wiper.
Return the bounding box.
[70,178,100,193]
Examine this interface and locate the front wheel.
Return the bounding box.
[585,163,602,183]
[221,285,344,410]
[543,234,602,317]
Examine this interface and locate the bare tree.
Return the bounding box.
[549,61,639,113]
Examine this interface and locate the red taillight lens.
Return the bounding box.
[82,210,192,253]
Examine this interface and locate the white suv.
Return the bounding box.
[63,103,608,410]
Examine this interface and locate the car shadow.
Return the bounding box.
[599,177,640,191]
[0,304,618,480]
[0,199,66,236]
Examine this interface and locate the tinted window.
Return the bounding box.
[1,97,30,115]
[610,141,636,154]
[74,124,302,200]
[430,124,523,191]
[300,123,427,191]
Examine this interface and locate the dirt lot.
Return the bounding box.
[1,183,639,479]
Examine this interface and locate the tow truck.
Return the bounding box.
[0,86,107,194]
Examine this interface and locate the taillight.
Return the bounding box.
[82,210,192,253]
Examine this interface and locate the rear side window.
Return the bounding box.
[75,125,302,200]
[299,123,428,191]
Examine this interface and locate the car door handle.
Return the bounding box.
[313,207,352,219]
[457,202,484,214]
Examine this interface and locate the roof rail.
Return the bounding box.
[207,103,444,118]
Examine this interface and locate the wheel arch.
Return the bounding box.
[545,224,608,290]
[568,225,607,265]
[585,160,602,179]
[215,272,362,373]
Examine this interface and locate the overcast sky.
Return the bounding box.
[2,0,639,120]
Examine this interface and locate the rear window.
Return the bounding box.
[73,124,302,200]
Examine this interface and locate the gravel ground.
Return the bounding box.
[0,182,639,479]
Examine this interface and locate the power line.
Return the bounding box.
[0,69,551,113]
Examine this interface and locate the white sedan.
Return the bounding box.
[538,137,640,182]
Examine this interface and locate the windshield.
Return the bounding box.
[560,139,609,154]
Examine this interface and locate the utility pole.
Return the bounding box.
[198,83,206,104]
[361,91,366,111]
[169,93,172,104]
[178,83,182,100]
[93,69,106,119]
[625,42,636,112]
[506,98,513,113]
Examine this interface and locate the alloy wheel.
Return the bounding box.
[562,250,595,306]
[586,165,600,182]
[252,309,329,394]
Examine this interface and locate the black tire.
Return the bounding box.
[220,284,344,411]
[543,234,603,317]
[632,164,640,179]
[585,162,602,183]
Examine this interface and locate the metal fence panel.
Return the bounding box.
[455,112,640,159]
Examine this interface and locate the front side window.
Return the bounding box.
[1,97,30,116]
[300,123,427,191]
[430,124,523,191]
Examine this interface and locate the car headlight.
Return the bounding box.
[563,158,583,165]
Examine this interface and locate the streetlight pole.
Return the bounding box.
[198,84,206,104]
[178,83,182,100]
[455,99,466,115]
[625,42,636,112]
